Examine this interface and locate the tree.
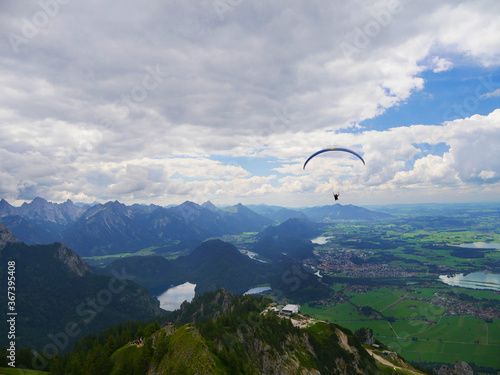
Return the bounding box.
[50,357,65,375]
[134,346,152,375]
[84,345,111,375]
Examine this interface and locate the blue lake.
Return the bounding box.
[311,236,332,245]
[244,286,271,295]
[453,242,500,249]
[439,272,500,291]
[157,282,196,311]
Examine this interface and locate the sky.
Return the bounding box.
[1,0,500,208]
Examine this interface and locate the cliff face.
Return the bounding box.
[55,242,91,277]
[438,361,474,375]
[0,223,18,248]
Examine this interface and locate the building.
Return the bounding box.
[281,304,300,315]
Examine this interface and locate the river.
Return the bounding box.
[157,282,196,311]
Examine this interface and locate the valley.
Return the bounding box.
[1,199,500,373]
[207,204,500,372]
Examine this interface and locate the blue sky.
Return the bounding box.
[360,66,500,129]
[1,0,499,207]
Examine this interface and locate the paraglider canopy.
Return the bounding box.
[303,147,365,169]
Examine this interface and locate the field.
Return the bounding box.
[302,283,500,371]
[383,340,500,369]
[348,290,403,312]
[231,205,500,371]
[318,204,500,273]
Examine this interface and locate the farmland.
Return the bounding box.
[302,284,500,370]
[299,204,500,372]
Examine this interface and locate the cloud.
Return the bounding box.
[480,88,500,99]
[371,110,500,187]
[431,57,453,73]
[429,1,500,66]
[1,0,499,205]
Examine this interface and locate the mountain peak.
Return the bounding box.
[0,199,15,216]
[300,203,391,222]
[187,239,248,265]
[103,200,130,211]
[201,201,219,212]
[31,197,49,206]
[171,201,206,223]
[179,200,201,208]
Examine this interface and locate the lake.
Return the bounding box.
[439,272,500,291]
[157,282,196,311]
[312,236,332,245]
[239,249,268,263]
[244,286,271,295]
[452,242,500,249]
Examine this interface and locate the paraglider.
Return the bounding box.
[303,147,365,169]
[303,147,365,200]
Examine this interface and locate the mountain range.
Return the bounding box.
[0,220,333,355]
[99,219,333,301]
[0,197,390,257]
[0,198,272,257]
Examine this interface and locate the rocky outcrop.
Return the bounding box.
[355,327,375,346]
[438,365,454,375]
[454,361,473,375]
[55,242,91,277]
[0,223,18,248]
[438,361,473,375]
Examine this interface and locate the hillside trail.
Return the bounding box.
[336,328,422,374]
[366,349,425,374]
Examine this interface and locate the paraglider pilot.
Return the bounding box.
[333,192,339,201]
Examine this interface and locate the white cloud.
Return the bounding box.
[431,57,453,73]
[0,0,499,205]
[480,88,500,99]
[478,170,496,180]
[430,2,500,66]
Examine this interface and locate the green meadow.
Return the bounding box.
[384,300,447,319]
[301,302,366,321]
[348,290,402,312]
[384,339,500,370]
[487,319,500,345]
[303,284,500,371]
